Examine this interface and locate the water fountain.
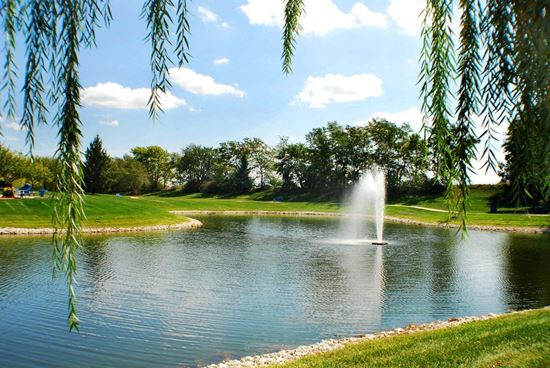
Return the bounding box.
[340,168,387,245]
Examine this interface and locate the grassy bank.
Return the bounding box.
[386,188,549,228]
[0,188,548,229]
[0,193,339,228]
[273,308,550,368]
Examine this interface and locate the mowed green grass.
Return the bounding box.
[273,308,550,368]
[384,205,550,228]
[389,188,521,212]
[0,193,340,228]
[386,188,550,228]
[0,189,548,229]
[0,195,183,227]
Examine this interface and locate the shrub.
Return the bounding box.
[2,186,15,198]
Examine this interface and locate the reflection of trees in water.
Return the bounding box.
[302,248,347,306]
[80,236,112,296]
[298,244,385,333]
[503,235,550,309]
[0,237,52,300]
[427,231,457,307]
[379,226,462,320]
[382,227,435,289]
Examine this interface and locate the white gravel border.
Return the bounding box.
[206,308,546,368]
[171,210,549,234]
[0,218,202,235]
[1,210,546,236]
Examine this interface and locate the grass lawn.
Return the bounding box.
[273,308,550,368]
[0,193,339,228]
[385,188,550,228]
[0,188,548,229]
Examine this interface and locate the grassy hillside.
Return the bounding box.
[0,188,548,229]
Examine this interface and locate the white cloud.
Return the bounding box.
[197,6,218,22]
[387,0,424,36]
[81,82,187,110]
[297,73,383,108]
[100,119,120,127]
[240,0,388,36]
[240,0,283,26]
[213,57,230,65]
[6,121,22,131]
[197,6,229,28]
[0,116,24,132]
[470,159,503,184]
[351,3,389,29]
[169,67,245,97]
[387,0,461,38]
[364,107,424,132]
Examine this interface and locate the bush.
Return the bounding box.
[2,186,15,198]
[199,180,220,194]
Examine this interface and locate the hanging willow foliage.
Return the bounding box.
[282,0,549,230]
[420,0,549,225]
[0,0,191,330]
[0,0,547,328]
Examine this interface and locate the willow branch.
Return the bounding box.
[282,0,304,74]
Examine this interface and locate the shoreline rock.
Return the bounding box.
[171,210,549,234]
[0,218,202,236]
[205,308,546,368]
[1,210,547,236]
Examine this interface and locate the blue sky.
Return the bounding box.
[1,0,502,183]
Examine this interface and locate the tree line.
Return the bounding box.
[2,118,546,206]
[82,119,433,196]
[0,145,56,190]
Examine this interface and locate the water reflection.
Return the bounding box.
[0,217,549,368]
[503,234,550,309]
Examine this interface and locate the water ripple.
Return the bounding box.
[1,218,549,367]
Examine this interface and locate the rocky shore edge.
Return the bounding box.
[171,210,549,234]
[206,308,544,368]
[0,218,202,236]
[384,215,550,234]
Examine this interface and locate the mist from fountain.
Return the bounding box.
[340,168,386,244]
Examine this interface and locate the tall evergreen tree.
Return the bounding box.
[83,135,110,195]
[234,154,253,194]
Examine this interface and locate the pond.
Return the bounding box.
[0,216,549,367]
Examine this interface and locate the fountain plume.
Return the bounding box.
[340,168,386,244]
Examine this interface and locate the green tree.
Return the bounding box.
[27,158,53,189]
[218,141,253,193]
[275,138,311,190]
[365,119,410,191]
[502,112,549,205]
[175,144,219,192]
[0,145,30,185]
[83,135,110,195]
[107,156,150,195]
[234,154,253,194]
[400,133,430,190]
[131,146,171,191]
[306,125,336,190]
[244,137,274,189]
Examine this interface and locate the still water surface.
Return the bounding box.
[0,216,549,367]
